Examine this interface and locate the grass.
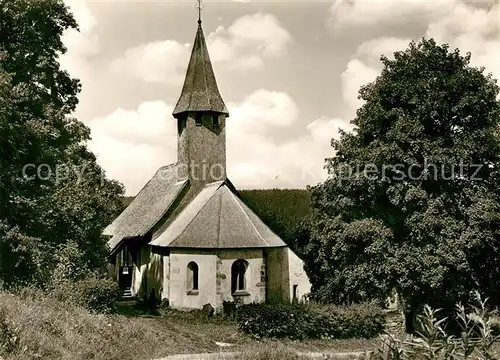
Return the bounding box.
[0,292,378,360]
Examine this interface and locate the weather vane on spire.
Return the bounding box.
[195,0,203,24]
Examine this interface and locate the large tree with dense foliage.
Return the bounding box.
[300,38,500,330]
[0,0,124,287]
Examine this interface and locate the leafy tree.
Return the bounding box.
[0,0,124,287]
[301,38,500,332]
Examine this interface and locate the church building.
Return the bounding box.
[104,16,311,312]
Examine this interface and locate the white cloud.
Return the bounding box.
[355,37,413,66]
[88,101,177,194]
[111,12,292,84]
[226,90,348,189]
[89,90,347,194]
[341,59,378,112]
[226,114,350,189]
[110,41,191,85]
[338,3,499,113]
[207,13,291,70]
[226,13,291,57]
[228,89,299,135]
[60,0,100,79]
[426,3,499,80]
[341,37,411,111]
[329,0,458,31]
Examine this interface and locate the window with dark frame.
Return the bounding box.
[187,261,199,291]
[231,259,247,293]
[212,114,219,127]
[293,285,298,301]
[177,114,187,133]
[195,113,202,126]
[122,246,132,266]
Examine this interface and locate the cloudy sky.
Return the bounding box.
[60,0,499,195]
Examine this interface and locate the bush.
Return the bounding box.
[236,303,320,340]
[235,302,385,340]
[50,275,120,313]
[318,302,386,339]
[74,276,121,313]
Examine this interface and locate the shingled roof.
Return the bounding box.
[172,22,229,116]
[149,181,286,249]
[104,164,187,252]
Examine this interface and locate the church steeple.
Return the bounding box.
[174,14,228,186]
[173,19,228,116]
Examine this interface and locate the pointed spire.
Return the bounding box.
[172,19,229,116]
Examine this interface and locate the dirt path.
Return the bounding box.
[154,350,367,359]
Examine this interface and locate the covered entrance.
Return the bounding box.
[117,245,134,298]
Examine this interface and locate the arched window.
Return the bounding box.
[293,285,298,302]
[187,262,199,291]
[231,260,248,293]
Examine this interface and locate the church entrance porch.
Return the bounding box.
[118,265,133,298]
[114,243,137,299]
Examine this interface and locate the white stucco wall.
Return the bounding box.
[168,250,218,310]
[216,249,266,308]
[287,248,311,302]
[159,248,267,312]
[138,246,311,311]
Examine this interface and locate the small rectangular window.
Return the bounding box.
[212,115,219,127]
[195,113,202,126]
[177,114,187,133]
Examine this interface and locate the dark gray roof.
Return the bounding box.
[104,164,187,252]
[149,181,286,249]
[172,22,229,116]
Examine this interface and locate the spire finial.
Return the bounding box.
[196,0,203,24]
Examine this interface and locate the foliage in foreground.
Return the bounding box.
[0,290,160,360]
[301,37,500,328]
[0,0,124,288]
[48,275,121,314]
[236,302,385,340]
[369,293,500,359]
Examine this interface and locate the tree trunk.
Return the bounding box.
[405,306,417,334]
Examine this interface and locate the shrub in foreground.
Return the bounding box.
[368,292,500,360]
[319,302,386,339]
[0,291,166,360]
[50,275,120,313]
[236,302,385,340]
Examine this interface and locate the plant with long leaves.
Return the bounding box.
[366,292,499,359]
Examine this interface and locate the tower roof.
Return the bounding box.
[173,22,229,116]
